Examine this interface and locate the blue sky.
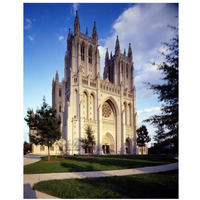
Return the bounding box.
[24,3,178,145]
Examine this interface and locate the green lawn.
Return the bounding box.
[24,155,177,174]
[33,170,178,198]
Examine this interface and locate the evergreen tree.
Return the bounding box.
[144,25,178,153]
[24,97,61,161]
[80,125,96,156]
[136,125,151,155]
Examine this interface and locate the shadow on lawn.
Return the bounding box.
[71,173,178,198]
[60,162,97,172]
[62,155,175,170]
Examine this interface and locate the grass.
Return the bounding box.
[24,154,177,174]
[33,169,178,198]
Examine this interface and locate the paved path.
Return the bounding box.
[24,155,41,166]
[24,158,178,199]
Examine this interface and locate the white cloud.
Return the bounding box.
[72,3,79,16]
[58,36,64,41]
[25,18,32,30]
[99,3,178,99]
[138,107,161,115]
[27,35,34,41]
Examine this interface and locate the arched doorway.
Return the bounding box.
[102,99,117,154]
[102,132,115,154]
[126,138,131,154]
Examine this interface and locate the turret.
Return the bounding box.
[67,28,71,41]
[105,48,109,61]
[74,10,80,36]
[128,43,133,60]
[124,49,126,56]
[115,36,120,56]
[56,71,59,83]
[92,21,98,43]
[103,48,109,80]
[85,27,88,36]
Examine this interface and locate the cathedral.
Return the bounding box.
[31,11,148,155]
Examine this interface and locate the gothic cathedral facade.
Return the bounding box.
[51,11,143,155]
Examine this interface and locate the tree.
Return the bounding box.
[23,141,32,155]
[24,97,61,161]
[136,125,151,155]
[80,125,96,157]
[144,25,178,153]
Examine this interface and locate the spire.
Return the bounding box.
[92,21,98,43]
[105,48,109,61]
[104,48,110,80]
[115,35,120,56]
[110,51,112,58]
[128,43,132,59]
[124,48,126,56]
[67,28,71,41]
[68,28,71,36]
[56,71,59,82]
[86,27,88,36]
[74,10,80,36]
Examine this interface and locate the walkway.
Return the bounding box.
[24,160,178,199]
[24,155,41,166]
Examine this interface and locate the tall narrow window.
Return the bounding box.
[83,92,88,119]
[121,62,123,73]
[59,89,62,97]
[126,66,128,78]
[90,94,95,120]
[81,42,85,61]
[128,104,131,126]
[88,46,92,64]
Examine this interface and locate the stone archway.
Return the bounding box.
[102,132,115,154]
[126,138,132,154]
[101,98,118,154]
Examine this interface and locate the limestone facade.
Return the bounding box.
[31,11,148,155]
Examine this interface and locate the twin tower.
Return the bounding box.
[52,11,142,155]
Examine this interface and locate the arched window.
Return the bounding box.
[83,92,88,119]
[127,104,131,125]
[81,42,85,61]
[121,62,123,73]
[126,65,128,78]
[59,89,62,97]
[90,94,95,120]
[59,105,61,112]
[88,46,92,64]
[124,102,127,125]
[74,89,78,117]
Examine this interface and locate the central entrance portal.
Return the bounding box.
[102,132,115,154]
[102,99,117,154]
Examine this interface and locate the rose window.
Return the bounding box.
[102,102,112,117]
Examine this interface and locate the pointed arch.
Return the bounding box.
[102,96,119,116]
[83,90,89,119]
[89,92,95,120]
[74,89,78,117]
[126,137,132,154]
[128,103,132,126]
[81,41,85,61]
[123,101,127,125]
[102,132,115,154]
[88,45,92,64]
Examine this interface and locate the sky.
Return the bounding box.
[24,3,178,146]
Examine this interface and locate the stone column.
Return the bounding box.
[97,73,103,155]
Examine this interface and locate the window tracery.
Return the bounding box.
[102,102,112,118]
